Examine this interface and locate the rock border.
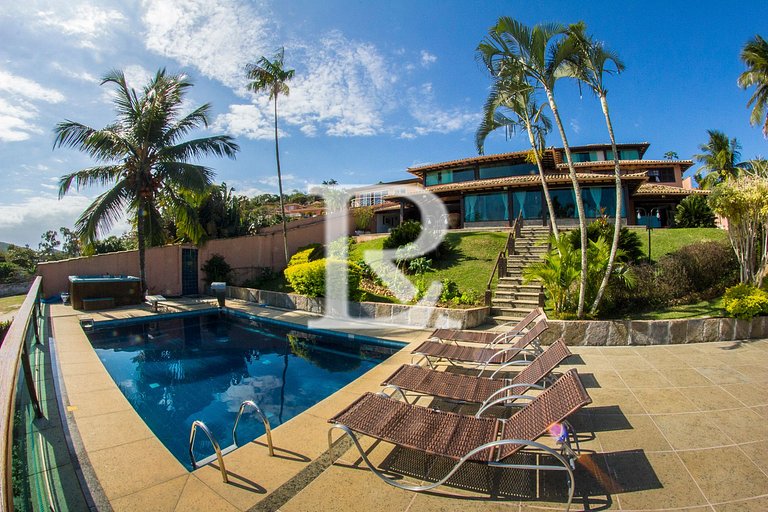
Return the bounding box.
[225,285,490,329]
[538,316,768,346]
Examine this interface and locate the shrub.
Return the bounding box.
[568,218,644,263]
[326,236,355,259]
[671,242,738,295]
[0,319,12,345]
[383,220,422,250]
[439,279,461,303]
[0,262,24,283]
[201,254,232,285]
[723,284,768,320]
[284,259,362,298]
[288,243,323,267]
[675,194,716,228]
[352,206,375,232]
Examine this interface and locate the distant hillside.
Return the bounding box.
[0,242,11,252]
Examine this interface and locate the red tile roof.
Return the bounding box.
[634,183,709,196]
[556,159,694,171]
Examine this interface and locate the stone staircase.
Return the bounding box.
[491,225,550,324]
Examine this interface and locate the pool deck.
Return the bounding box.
[47,300,768,511]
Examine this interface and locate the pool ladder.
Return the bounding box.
[188,400,274,483]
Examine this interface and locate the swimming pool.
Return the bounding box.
[85,312,401,467]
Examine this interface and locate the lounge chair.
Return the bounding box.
[429,307,545,346]
[412,318,549,374]
[382,337,571,412]
[328,369,591,510]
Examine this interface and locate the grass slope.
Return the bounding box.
[637,227,728,261]
[0,295,25,316]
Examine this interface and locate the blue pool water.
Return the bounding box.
[86,312,400,467]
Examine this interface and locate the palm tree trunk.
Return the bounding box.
[274,96,289,265]
[544,87,589,318]
[590,94,622,314]
[525,128,560,242]
[137,200,147,295]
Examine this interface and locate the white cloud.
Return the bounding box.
[0,69,65,142]
[141,0,274,90]
[36,3,127,49]
[405,83,479,137]
[420,50,437,67]
[50,63,99,83]
[569,118,581,134]
[216,31,398,139]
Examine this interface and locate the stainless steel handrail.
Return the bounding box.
[232,400,274,456]
[189,420,228,483]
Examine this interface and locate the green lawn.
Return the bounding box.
[0,294,25,316]
[637,227,728,261]
[624,297,725,320]
[351,231,508,297]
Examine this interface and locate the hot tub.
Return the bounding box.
[68,275,142,310]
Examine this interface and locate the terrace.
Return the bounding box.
[2,280,768,511]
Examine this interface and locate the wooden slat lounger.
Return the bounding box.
[429,307,545,346]
[412,318,549,373]
[328,369,591,510]
[383,337,571,409]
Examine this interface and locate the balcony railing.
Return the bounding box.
[0,276,43,511]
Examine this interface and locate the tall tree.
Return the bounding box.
[738,34,768,138]
[693,130,746,189]
[54,69,239,292]
[475,74,560,241]
[478,18,591,318]
[566,22,625,314]
[246,47,295,265]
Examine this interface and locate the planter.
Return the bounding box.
[539,316,768,346]
[226,285,489,329]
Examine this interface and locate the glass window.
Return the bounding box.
[550,189,577,218]
[512,190,542,219]
[606,149,640,160]
[572,152,591,163]
[464,192,509,222]
[648,168,676,182]
[425,168,474,186]
[548,187,626,218]
[479,163,536,179]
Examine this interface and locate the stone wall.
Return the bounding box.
[538,316,768,346]
[226,286,490,329]
[0,281,32,298]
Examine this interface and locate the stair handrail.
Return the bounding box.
[485,227,515,306]
[233,400,274,456]
[189,420,228,482]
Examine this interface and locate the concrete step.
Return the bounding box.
[493,291,541,299]
[491,306,539,316]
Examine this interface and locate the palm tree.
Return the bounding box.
[246,47,295,265]
[693,130,746,188]
[478,17,590,318]
[566,22,625,315]
[54,69,239,292]
[738,35,768,138]
[475,73,560,241]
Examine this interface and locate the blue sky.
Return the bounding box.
[0,0,766,246]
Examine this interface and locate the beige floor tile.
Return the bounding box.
[663,368,715,387]
[751,405,768,418]
[280,463,415,512]
[652,413,733,450]
[632,388,699,414]
[175,476,240,512]
[721,384,768,407]
[707,409,768,444]
[615,451,708,510]
[61,369,116,394]
[57,360,107,376]
[111,475,189,512]
[678,447,768,503]
[581,369,627,389]
[609,355,653,371]
[679,386,746,412]
[696,367,751,385]
[715,496,768,512]
[86,437,187,500]
[738,440,768,476]
[75,409,155,452]
[595,414,672,453]
[731,365,768,383]
[619,369,673,388]
[583,389,646,415]
[68,387,133,418]
[647,354,691,370]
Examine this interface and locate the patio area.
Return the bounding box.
[42,300,768,511]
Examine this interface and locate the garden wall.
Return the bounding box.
[0,281,32,298]
[36,213,354,298]
[226,285,490,329]
[538,316,768,346]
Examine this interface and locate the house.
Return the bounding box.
[365,142,706,232]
